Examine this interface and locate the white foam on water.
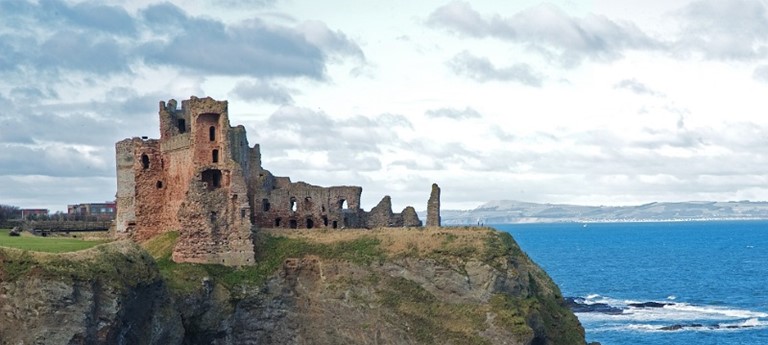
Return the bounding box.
[586,319,768,334]
[575,294,768,325]
[718,317,767,328]
[662,303,768,320]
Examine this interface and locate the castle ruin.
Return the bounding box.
[116,96,434,266]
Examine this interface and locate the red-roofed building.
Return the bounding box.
[20,209,49,220]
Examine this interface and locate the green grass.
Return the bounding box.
[0,228,108,253]
[144,231,385,296]
[379,276,491,345]
[0,241,159,290]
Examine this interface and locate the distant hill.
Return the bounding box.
[436,200,768,225]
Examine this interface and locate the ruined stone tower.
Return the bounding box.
[427,183,441,227]
[116,96,427,266]
[116,97,255,265]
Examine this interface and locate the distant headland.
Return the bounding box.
[438,200,768,224]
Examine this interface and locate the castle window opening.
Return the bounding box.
[332,220,338,229]
[240,209,246,219]
[275,218,281,227]
[290,197,297,212]
[156,181,163,189]
[212,149,219,163]
[210,211,217,223]
[322,215,328,227]
[339,199,348,210]
[177,119,186,133]
[262,199,270,211]
[209,126,216,141]
[202,169,222,190]
[289,219,297,229]
[306,218,314,229]
[141,154,150,169]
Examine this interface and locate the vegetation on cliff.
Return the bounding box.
[0,227,587,345]
[139,227,585,344]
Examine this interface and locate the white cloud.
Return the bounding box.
[230,80,295,104]
[3,0,768,212]
[674,0,768,60]
[614,78,663,96]
[428,1,661,66]
[425,106,482,119]
[447,51,543,85]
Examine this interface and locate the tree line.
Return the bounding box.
[0,204,21,221]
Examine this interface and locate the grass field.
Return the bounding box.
[0,228,108,253]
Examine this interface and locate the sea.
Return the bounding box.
[494,220,768,345]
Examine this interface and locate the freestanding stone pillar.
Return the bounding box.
[427,183,441,227]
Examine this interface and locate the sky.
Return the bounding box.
[3,0,768,212]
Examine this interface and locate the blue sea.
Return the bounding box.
[495,221,768,345]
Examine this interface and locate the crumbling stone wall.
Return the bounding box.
[366,196,423,228]
[116,96,430,266]
[401,206,422,227]
[427,183,441,227]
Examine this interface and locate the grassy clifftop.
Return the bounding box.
[0,227,587,345]
[143,226,586,345]
[0,240,157,286]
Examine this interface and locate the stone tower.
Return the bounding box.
[427,183,441,227]
[115,97,255,265]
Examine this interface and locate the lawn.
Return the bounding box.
[0,228,109,253]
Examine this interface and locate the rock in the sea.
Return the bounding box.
[628,301,672,308]
[564,297,624,314]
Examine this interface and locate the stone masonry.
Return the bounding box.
[116,96,436,265]
[427,183,441,227]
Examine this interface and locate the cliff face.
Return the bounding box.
[0,241,183,345]
[0,228,586,345]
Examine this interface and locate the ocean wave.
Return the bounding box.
[589,318,768,333]
[570,294,768,328]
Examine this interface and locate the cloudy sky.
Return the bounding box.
[3,0,768,212]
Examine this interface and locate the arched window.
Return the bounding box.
[141,154,150,169]
[201,169,222,190]
[209,126,216,141]
[212,149,219,163]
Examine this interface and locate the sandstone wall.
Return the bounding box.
[427,183,441,227]
[116,96,430,266]
[115,139,137,236]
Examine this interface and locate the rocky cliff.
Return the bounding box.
[0,228,587,345]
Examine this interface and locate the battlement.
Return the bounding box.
[160,133,191,152]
